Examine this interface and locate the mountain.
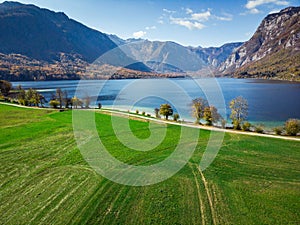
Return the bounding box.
[188,42,243,67]
[0,1,116,63]
[219,6,300,81]
[0,1,151,80]
[108,35,243,73]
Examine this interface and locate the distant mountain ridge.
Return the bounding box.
[0,1,242,80]
[219,6,300,80]
[109,35,243,73]
[0,1,298,81]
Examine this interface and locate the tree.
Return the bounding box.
[173,113,180,122]
[72,96,82,109]
[203,106,221,126]
[83,95,91,108]
[159,104,173,120]
[191,98,208,124]
[0,80,12,96]
[17,88,27,106]
[31,89,41,107]
[26,88,35,106]
[56,88,64,109]
[98,103,102,109]
[154,108,160,118]
[229,96,248,130]
[63,91,72,109]
[285,119,300,136]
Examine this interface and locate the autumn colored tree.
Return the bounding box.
[159,104,173,120]
[0,80,12,96]
[191,98,208,124]
[203,106,221,126]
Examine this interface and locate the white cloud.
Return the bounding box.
[186,8,193,14]
[250,8,261,14]
[191,11,211,21]
[244,0,289,14]
[170,17,205,30]
[160,7,231,31]
[133,31,146,38]
[145,26,156,30]
[246,0,289,9]
[163,8,176,14]
[215,12,233,21]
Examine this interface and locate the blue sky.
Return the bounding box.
[1,0,299,47]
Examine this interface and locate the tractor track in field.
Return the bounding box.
[5,174,75,224]
[197,166,217,225]
[40,176,90,223]
[100,186,127,224]
[189,163,206,225]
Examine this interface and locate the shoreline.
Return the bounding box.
[1,101,299,142]
[8,76,300,83]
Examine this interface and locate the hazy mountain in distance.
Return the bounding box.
[219,6,300,80]
[108,35,243,73]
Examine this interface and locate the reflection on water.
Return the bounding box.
[12,78,300,127]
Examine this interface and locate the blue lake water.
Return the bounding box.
[12,78,300,127]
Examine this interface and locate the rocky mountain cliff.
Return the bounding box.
[189,42,243,68]
[219,6,300,80]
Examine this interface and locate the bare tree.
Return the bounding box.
[229,96,248,130]
[56,88,64,109]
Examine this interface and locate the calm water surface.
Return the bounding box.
[12,78,300,127]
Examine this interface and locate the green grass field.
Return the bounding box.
[0,104,299,224]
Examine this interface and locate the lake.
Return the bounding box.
[12,78,300,127]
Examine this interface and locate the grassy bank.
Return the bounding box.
[0,104,299,224]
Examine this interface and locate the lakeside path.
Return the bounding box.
[101,109,300,142]
[1,102,299,142]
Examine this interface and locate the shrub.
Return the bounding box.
[233,120,241,130]
[173,113,180,122]
[254,125,264,133]
[273,126,283,135]
[136,109,139,114]
[49,100,60,109]
[242,122,251,131]
[221,119,227,129]
[147,114,151,117]
[154,108,160,118]
[142,111,146,116]
[285,119,300,136]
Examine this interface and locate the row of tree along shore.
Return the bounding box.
[153,96,300,136]
[1,79,299,136]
